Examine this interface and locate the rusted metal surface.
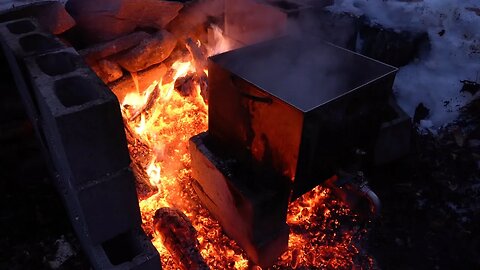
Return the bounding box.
[208,36,399,199]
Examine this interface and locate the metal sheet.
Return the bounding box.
[210,36,397,112]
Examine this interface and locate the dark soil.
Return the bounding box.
[369,98,480,270]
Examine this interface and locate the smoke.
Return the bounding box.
[329,0,480,127]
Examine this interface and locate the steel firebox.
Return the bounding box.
[207,36,398,199]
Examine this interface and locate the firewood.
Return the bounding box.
[128,83,160,122]
[79,32,150,65]
[115,31,177,73]
[109,63,168,103]
[185,38,207,75]
[90,59,123,84]
[174,74,196,97]
[153,208,209,270]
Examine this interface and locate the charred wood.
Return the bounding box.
[91,59,123,84]
[153,207,209,270]
[109,63,168,102]
[128,83,160,122]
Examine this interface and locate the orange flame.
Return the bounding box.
[116,26,373,270]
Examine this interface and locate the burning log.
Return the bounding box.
[185,38,207,74]
[109,63,168,102]
[153,208,209,270]
[128,82,160,121]
[79,31,150,66]
[115,30,177,73]
[185,38,208,101]
[174,74,196,97]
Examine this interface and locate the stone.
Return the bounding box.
[0,1,76,35]
[79,31,150,66]
[66,0,183,43]
[33,1,76,35]
[114,30,177,72]
[91,59,123,84]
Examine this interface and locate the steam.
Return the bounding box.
[329,0,480,127]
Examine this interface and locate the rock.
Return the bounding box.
[79,31,150,66]
[0,1,76,35]
[66,0,183,43]
[413,103,430,123]
[116,0,184,29]
[48,236,75,269]
[166,0,224,41]
[357,17,430,67]
[34,2,76,35]
[114,30,177,72]
[466,7,480,16]
[91,59,123,84]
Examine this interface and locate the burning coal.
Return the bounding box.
[114,25,374,269]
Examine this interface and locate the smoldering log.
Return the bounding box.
[174,73,208,102]
[185,38,207,75]
[174,74,195,97]
[153,208,209,270]
[128,83,160,121]
[109,63,168,102]
[91,59,123,84]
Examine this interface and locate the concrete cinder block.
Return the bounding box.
[0,18,65,57]
[1,17,161,270]
[23,48,131,187]
[74,226,162,270]
[77,167,141,244]
[190,132,290,268]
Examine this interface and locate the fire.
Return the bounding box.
[116,28,372,269]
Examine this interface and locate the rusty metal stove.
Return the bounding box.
[190,35,409,267]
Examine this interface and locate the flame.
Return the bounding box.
[116,26,372,270]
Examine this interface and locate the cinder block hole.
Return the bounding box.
[36,52,78,76]
[6,20,35,34]
[54,76,100,107]
[19,34,60,52]
[102,231,143,266]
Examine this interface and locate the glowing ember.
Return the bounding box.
[116,28,373,269]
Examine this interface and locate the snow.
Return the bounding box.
[328,0,480,127]
[48,236,75,269]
